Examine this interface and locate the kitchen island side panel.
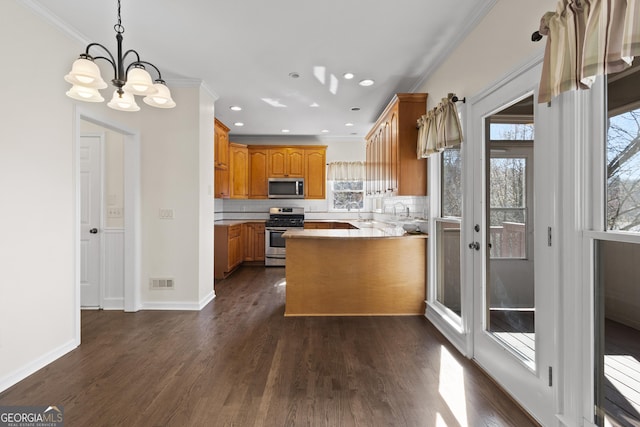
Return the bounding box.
[285,237,426,316]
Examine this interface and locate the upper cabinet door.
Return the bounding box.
[268,147,304,177]
[268,148,287,177]
[304,148,326,199]
[286,148,304,177]
[249,148,268,198]
[214,118,230,170]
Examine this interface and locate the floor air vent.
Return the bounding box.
[150,278,174,290]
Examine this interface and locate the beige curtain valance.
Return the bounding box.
[538,0,640,103]
[417,96,463,158]
[327,161,365,181]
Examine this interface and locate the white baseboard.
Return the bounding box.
[102,297,124,310]
[199,291,216,309]
[425,304,469,357]
[0,339,78,394]
[141,294,215,311]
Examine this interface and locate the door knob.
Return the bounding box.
[468,241,480,250]
[89,228,98,234]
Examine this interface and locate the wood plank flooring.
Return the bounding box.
[0,266,538,426]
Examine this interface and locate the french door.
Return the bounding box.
[469,62,557,425]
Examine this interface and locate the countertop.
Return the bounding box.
[214,220,265,226]
[284,221,428,240]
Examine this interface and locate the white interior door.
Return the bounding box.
[469,63,557,425]
[80,135,102,308]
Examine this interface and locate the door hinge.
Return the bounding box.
[548,366,553,387]
[547,227,552,247]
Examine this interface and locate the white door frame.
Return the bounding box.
[73,107,141,340]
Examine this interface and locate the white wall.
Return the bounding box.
[417,1,553,108]
[0,0,80,389]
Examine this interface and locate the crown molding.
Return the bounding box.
[18,0,90,46]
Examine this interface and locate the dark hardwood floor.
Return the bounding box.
[0,266,538,426]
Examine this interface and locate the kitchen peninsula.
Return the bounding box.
[283,223,427,316]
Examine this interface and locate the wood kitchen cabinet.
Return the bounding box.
[214,118,230,170]
[268,148,304,178]
[214,118,231,199]
[214,224,243,279]
[229,143,248,199]
[215,168,229,199]
[248,147,268,198]
[242,222,265,262]
[365,93,427,196]
[304,147,326,199]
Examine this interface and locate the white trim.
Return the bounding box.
[584,230,640,244]
[141,291,215,311]
[0,339,78,393]
[102,298,124,310]
[425,303,469,357]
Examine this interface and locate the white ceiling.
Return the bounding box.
[31,0,493,139]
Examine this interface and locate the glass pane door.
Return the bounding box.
[471,62,556,425]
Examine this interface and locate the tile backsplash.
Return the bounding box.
[216,196,429,221]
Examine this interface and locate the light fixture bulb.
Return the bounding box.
[107,90,140,112]
[64,57,107,89]
[66,84,105,102]
[123,66,157,96]
[358,79,375,87]
[143,82,176,109]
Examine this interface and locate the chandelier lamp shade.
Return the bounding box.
[64,0,175,111]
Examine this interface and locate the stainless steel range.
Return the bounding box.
[265,207,304,267]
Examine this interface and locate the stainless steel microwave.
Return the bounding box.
[268,178,304,199]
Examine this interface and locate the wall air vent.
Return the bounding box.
[150,278,174,290]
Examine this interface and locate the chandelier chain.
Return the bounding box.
[114,0,124,34]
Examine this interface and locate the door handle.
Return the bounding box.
[89,228,98,234]
[468,241,480,250]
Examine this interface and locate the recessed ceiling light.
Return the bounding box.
[350,107,361,111]
[289,72,300,79]
[234,122,244,127]
[310,102,320,108]
[229,106,242,111]
[343,72,355,80]
[358,79,375,87]
[345,122,354,127]
[321,129,330,133]
[281,129,290,133]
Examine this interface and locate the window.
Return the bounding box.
[330,180,364,211]
[327,161,365,211]
[606,107,640,232]
[441,147,462,218]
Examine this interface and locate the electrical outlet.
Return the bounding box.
[159,209,174,219]
[107,207,123,218]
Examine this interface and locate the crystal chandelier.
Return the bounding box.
[64,0,175,111]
